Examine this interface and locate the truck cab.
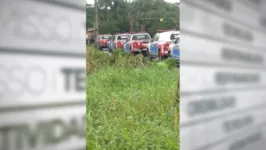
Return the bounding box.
[149,30,179,60]
[98,34,112,50]
[108,33,130,52]
[124,32,152,55]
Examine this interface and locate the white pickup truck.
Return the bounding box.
[168,35,180,61]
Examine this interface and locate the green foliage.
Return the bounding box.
[87,8,94,28]
[129,0,179,35]
[87,0,179,36]
[86,46,155,72]
[163,58,178,70]
[86,46,179,149]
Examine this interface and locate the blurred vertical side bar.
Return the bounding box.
[0,0,86,150]
[180,0,266,150]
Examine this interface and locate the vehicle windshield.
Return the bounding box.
[112,36,116,41]
[175,37,180,43]
[170,34,179,40]
[102,35,111,39]
[117,35,129,40]
[132,34,150,40]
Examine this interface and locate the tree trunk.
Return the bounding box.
[140,24,145,32]
[130,19,134,32]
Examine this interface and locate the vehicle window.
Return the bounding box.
[102,35,111,39]
[170,34,179,40]
[153,34,159,41]
[155,35,159,41]
[175,37,180,43]
[117,35,129,40]
[112,36,116,41]
[132,34,150,40]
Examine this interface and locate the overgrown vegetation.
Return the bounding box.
[86,46,179,149]
[87,0,179,36]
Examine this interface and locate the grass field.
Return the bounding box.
[86,46,179,150]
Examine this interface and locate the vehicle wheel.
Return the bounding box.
[133,51,138,56]
[98,44,102,50]
[146,50,153,61]
[177,61,180,68]
[142,50,148,57]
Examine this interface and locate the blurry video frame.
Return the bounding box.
[86,0,180,149]
[181,0,266,150]
[0,0,86,150]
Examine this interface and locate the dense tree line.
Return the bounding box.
[87,0,179,36]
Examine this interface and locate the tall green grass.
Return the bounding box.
[87,46,179,150]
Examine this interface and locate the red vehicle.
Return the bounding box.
[98,34,112,50]
[124,32,151,55]
[148,29,179,60]
[108,33,130,52]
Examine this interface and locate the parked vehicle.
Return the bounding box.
[107,35,114,51]
[168,36,180,61]
[123,32,152,56]
[108,33,130,52]
[97,34,112,50]
[148,30,179,60]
